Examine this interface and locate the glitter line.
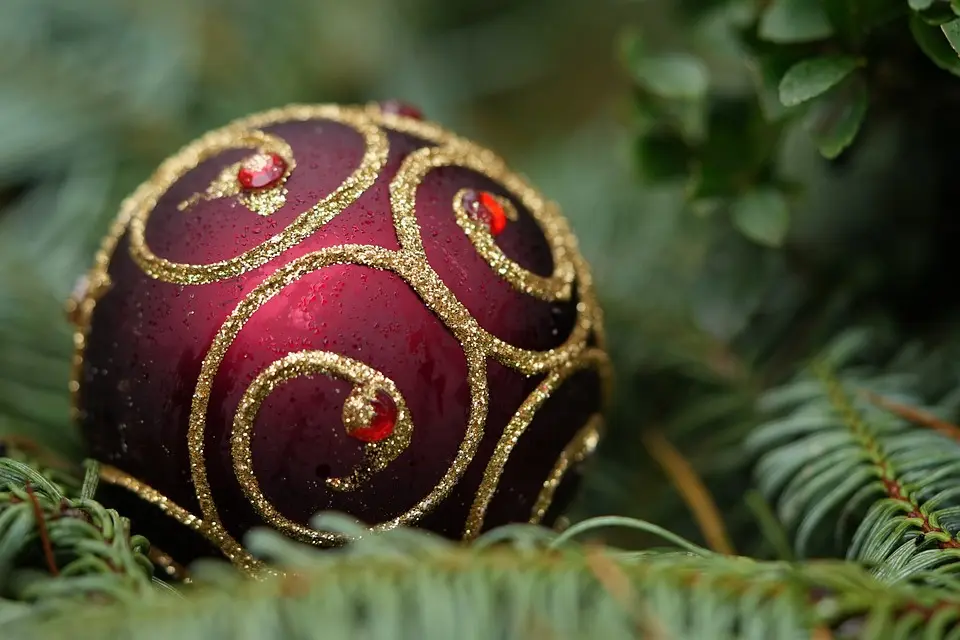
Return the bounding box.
[232,351,414,545]
[188,245,489,557]
[97,463,262,573]
[177,129,295,217]
[463,348,612,539]
[128,106,389,285]
[391,146,574,300]
[529,415,603,524]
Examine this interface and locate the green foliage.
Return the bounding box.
[0,454,153,628]
[758,0,834,43]
[4,450,960,640]
[912,14,960,74]
[750,330,960,576]
[624,0,960,248]
[778,56,863,107]
[802,74,869,159]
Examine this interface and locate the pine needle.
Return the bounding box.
[642,430,736,555]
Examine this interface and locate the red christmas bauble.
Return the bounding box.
[70,103,610,574]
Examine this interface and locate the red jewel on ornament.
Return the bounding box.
[349,392,398,443]
[237,153,287,190]
[379,100,423,120]
[462,190,509,236]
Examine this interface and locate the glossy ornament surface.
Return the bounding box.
[70,103,610,574]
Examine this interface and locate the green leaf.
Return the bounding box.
[731,188,790,247]
[911,14,960,75]
[803,74,869,159]
[943,18,960,53]
[748,52,800,119]
[779,56,862,107]
[630,54,709,100]
[759,0,834,43]
[916,0,958,24]
[909,0,934,9]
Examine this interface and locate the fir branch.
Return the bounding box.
[10,515,960,640]
[0,449,153,620]
[749,330,960,582]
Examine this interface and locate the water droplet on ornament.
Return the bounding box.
[349,392,397,443]
[237,153,287,189]
[461,190,509,236]
[379,99,423,120]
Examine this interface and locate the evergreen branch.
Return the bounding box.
[749,331,960,582]
[0,448,153,623]
[10,516,960,640]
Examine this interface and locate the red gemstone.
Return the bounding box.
[463,190,508,236]
[349,392,397,443]
[237,153,287,189]
[379,100,423,120]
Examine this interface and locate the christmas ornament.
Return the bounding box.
[69,102,610,574]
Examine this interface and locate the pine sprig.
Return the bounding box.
[9,513,960,640]
[0,451,153,625]
[749,330,960,582]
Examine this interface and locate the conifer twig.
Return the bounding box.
[641,430,735,555]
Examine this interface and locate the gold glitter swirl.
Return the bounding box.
[529,415,602,524]
[177,129,294,217]
[452,186,566,299]
[232,350,414,544]
[189,245,489,551]
[390,146,575,302]
[71,103,611,573]
[127,106,389,285]
[463,347,611,539]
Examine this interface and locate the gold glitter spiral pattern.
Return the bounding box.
[72,103,611,574]
[176,128,295,217]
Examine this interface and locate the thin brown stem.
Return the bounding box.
[25,483,59,576]
[642,430,736,555]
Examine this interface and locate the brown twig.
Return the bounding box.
[642,430,736,555]
[861,390,960,443]
[25,483,59,576]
